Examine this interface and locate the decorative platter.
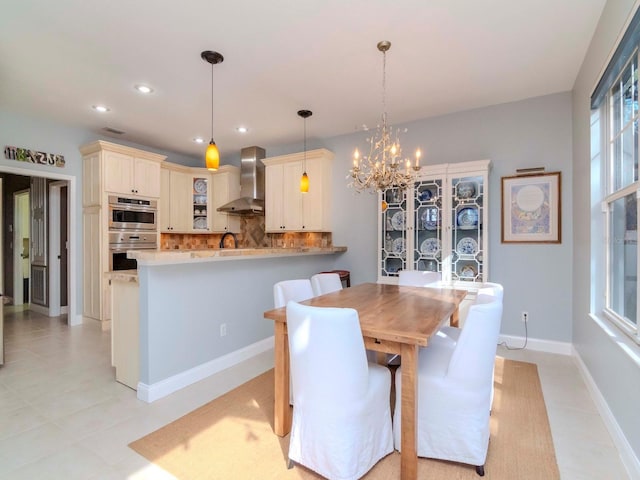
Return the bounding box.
[420,237,441,256]
[418,189,433,202]
[459,265,477,278]
[391,211,405,230]
[392,237,405,254]
[456,181,476,199]
[193,217,207,229]
[456,207,478,228]
[421,207,439,230]
[194,178,207,194]
[456,237,478,255]
[194,194,207,205]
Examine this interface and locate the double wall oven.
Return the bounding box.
[108,195,158,271]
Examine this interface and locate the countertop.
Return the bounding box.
[127,246,347,266]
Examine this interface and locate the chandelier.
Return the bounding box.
[348,41,421,193]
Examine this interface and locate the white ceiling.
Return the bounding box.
[0,0,606,161]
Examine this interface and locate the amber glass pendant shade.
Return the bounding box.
[206,140,220,171]
[300,171,309,193]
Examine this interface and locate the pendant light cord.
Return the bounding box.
[210,63,214,141]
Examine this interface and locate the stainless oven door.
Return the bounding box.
[108,206,157,231]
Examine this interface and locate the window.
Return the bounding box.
[593,10,640,342]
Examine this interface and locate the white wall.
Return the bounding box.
[572,0,640,467]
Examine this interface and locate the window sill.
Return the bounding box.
[589,313,640,369]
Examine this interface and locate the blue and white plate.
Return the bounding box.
[392,237,405,254]
[456,237,478,255]
[456,207,478,228]
[391,211,405,230]
[421,207,439,230]
[456,181,476,199]
[459,265,477,278]
[420,237,441,255]
[418,189,432,202]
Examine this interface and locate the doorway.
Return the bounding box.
[13,190,29,305]
[0,166,78,325]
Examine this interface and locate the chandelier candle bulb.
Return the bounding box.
[415,149,421,167]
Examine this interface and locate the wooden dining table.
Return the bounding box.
[263,282,468,480]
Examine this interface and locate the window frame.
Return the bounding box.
[601,48,640,344]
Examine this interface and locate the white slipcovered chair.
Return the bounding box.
[286,301,394,479]
[310,272,343,296]
[273,279,314,308]
[398,270,442,287]
[439,282,504,343]
[393,294,503,476]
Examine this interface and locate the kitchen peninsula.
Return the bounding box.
[112,245,346,402]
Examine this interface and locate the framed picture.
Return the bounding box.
[501,171,561,243]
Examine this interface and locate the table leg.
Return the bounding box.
[400,343,418,480]
[273,322,291,436]
[450,306,460,328]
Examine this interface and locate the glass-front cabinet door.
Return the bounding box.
[449,174,485,283]
[377,159,490,286]
[380,187,408,278]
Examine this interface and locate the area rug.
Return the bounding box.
[129,357,559,479]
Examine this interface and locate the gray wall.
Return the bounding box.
[269,92,574,343]
[572,0,640,465]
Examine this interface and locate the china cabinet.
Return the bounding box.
[262,148,334,232]
[378,159,491,287]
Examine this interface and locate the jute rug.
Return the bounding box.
[129,357,559,479]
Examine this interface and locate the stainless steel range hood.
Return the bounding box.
[217,146,266,215]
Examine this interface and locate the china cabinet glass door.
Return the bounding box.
[380,187,408,278]
[412,178,443,274]
[449,175,485,283]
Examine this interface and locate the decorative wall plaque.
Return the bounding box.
[4,145,65,168]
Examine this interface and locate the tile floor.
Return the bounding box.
[0,307,631,479]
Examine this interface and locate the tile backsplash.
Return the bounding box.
[160,215,332,250]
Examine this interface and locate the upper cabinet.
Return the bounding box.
[159,163,191,232]
[378,159,491,287]
[210,166,241,233]
[158,163,241,234]
[80,140,166,201]
[262,148,334,232]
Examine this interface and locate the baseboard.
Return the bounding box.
[573,347,640,479]
[498,334,573,355]
[137,336,275,403]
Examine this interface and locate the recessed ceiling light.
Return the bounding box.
[193,137,205,144]
[236,126,248,134]
[92,105,110,113]
[135,84,154,94]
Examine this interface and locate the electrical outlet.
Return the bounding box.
[220,323,227,337]
[521,311,529,323]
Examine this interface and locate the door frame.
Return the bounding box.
[13,189,29,306]
[0,165,78,325]
[49,181,68,317]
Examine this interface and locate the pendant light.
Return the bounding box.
[201,50,224,171]
[298,109,312,193]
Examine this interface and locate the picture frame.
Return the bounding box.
[501,171,561,243]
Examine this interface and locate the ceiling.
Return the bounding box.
[0,0,606,161]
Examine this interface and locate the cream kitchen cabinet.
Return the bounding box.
[378,159,491,288]
[80,140,165,326]
[160,164,191,232]
[210,166,241,233]
[262,148,334,232]
[104,149,163,198]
